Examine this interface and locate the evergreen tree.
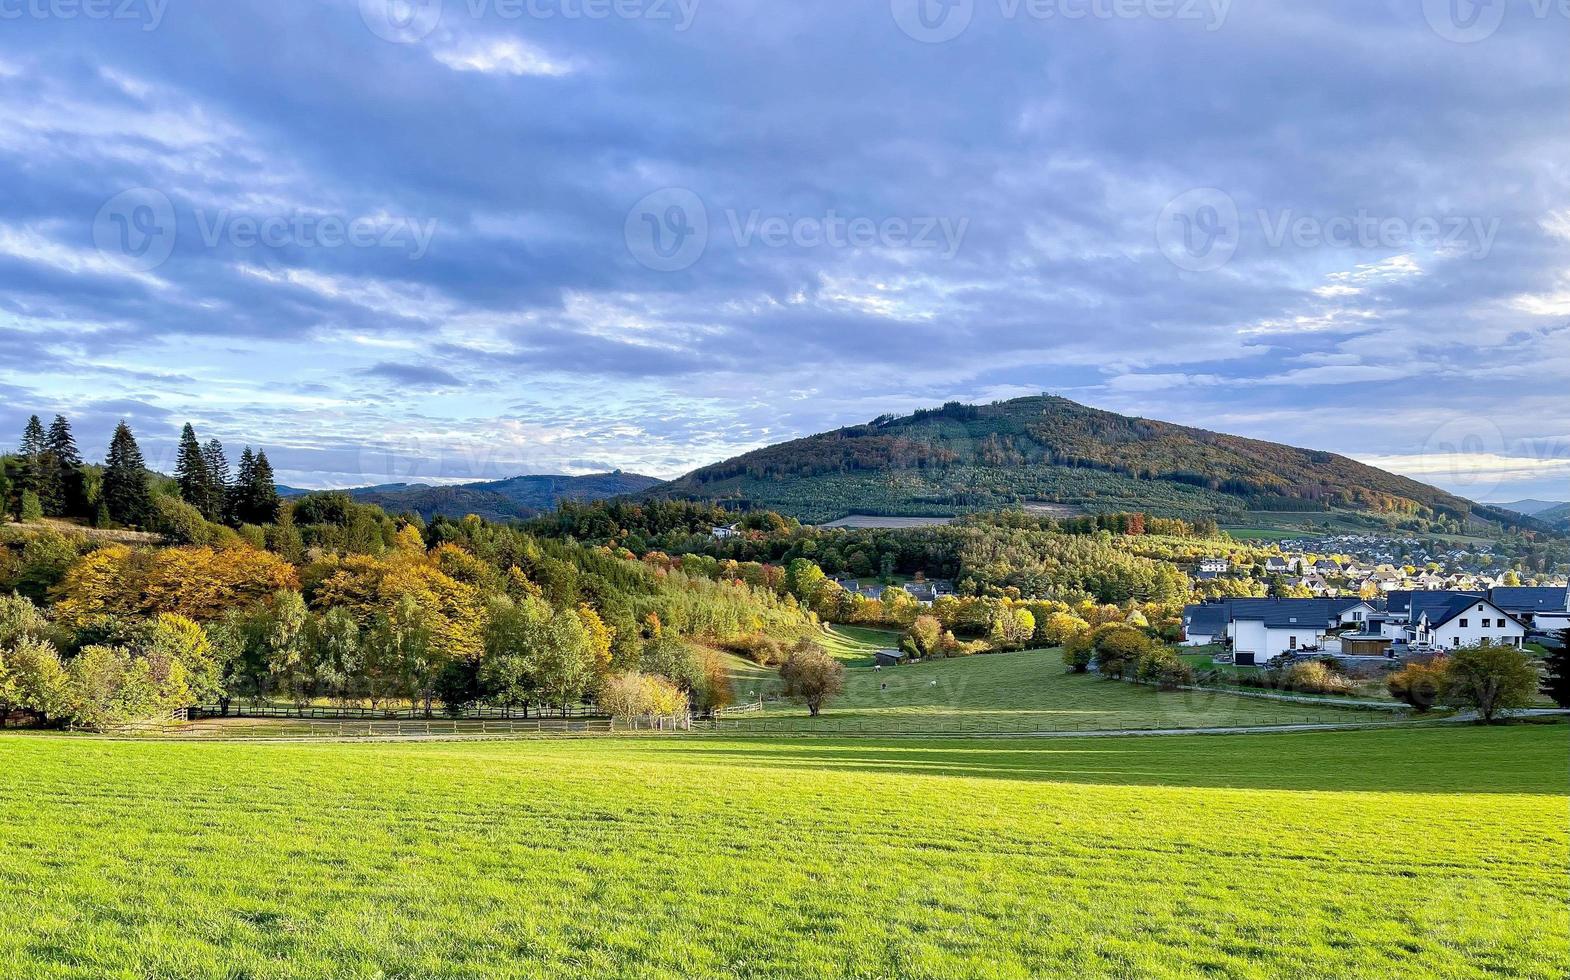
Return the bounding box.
[232,447,257,524]
[202,439,230,522]
[249,450,281,524]
[44,415,86,517]
[17,415,46,499]
[0,467,11,520]
[174,423,212,514]
[1545,633,1570,709]
[101,422,153,527]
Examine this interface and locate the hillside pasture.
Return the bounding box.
[1,727,1564,979]
[726,647,1387,735]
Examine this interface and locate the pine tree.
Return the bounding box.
[174,423,211,513]
[0,467,11,520]
[249,450,280,524]
[102,421,153,527]
[44,415,86,517]
[232,447,257,524]
[17,415,46,499]
[202,439,231,522]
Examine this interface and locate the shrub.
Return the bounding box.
[1093,625,1151,680]
[20,491,43,522]
[599,672,689,722]
[1388,658,1447,712]
[1135,648,1195,690]
[1280,661,1357,696]
[1061,626,1094,673]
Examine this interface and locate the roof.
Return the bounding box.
[1408,591,1484,627]
[1386,591,1413,615]
[1327,596,1373,616]
[1183,604,1228,636]
[1223,598,1339,629]
[1489,587,1569,614]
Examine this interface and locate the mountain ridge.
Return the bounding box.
[649,395,1540,531]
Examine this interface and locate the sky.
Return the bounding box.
[1,0,1568,504]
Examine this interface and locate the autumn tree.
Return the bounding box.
[779,642,845,717]
[1442,643,1540,723]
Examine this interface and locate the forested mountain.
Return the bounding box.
[1497,499,1568,518]
[652,395,1536,530]
[280,472,661,522]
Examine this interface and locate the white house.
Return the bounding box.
[1410,595,1526,650]
[710,524,741,540]
[1181,604,1228,646]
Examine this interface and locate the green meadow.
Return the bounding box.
[2,726,1566,979]
[718,647,1387,734]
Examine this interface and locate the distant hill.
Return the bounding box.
[278,472,660,522]
[1496,499,1569,518]
[1538,502,1570,529]
[651,395,1536,529]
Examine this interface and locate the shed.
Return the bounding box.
[873,649,907,668]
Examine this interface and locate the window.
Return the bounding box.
[1459,619,1468,628]
[1289,636,1298,649]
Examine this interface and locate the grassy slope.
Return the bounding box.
[1,728,1565,979]
[723,648,1387,734]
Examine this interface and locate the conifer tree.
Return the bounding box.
[17,415,46,499]
[232,447,256,523]
[249,450,281,524]
[174,423,211,513]
[102,421,153,527]
[202,439,230,522]
[44,415,86,517]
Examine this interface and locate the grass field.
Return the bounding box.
[2,726,1565,979]
[719,648,1387,734]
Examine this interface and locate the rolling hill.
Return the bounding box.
[1498,499,1569,518]
[652,395,1536,529]
[279,471,660,522]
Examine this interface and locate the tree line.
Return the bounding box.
[1,415,280,532]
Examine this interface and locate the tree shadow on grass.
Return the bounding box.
[652,724,1570,796]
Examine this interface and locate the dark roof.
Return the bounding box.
[1408,591,1484,626]
[1413,594,1523,632]
[1224,598,1339,629]
[1183,604,1228,636]
[1386,591,1413,615]
[1489,587,1568,614]
[1327,596,1373,616]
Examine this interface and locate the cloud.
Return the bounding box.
[361,362,466,389]
[0,1,1567,496]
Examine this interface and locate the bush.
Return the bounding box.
[1135,648,1194,690]
[1280,661,1357,696]
[19,491,43,522]
[1388,658,1447,712]
[599,672,689,722]
[1093,625,1151,680]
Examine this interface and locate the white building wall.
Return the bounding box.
[1425,601,1526,649]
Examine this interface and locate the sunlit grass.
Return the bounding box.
[1,726,1565,979]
